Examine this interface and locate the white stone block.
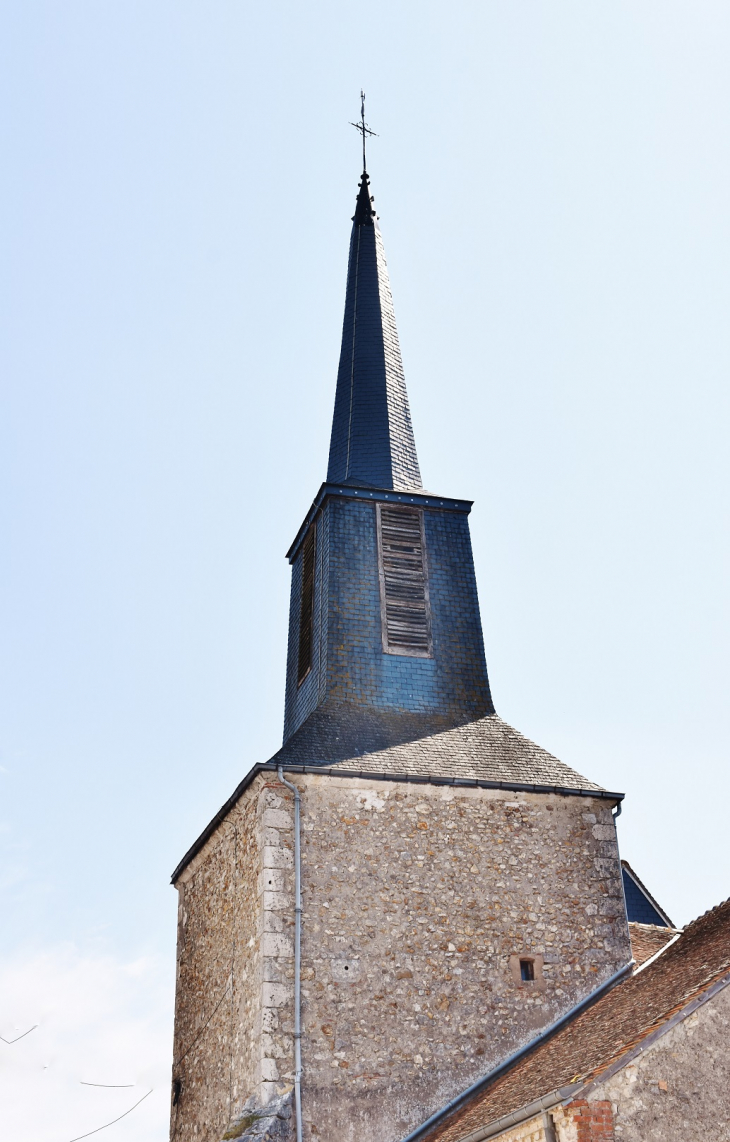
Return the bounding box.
[263,890,290,912]
[259,869,286,894]
[262,1032,292,1058]
[260,1081,279,1106]
[262,1008,279,1032]
[264,808,293,829]
[592,824,615,841]
[263,982,293,1008]
[263,846,293,869]
[260,1058,279,1082]
[263,932,294,958]
[263,827,285,846]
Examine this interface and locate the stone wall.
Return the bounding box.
[294,774,629,1142]
[171,774,297,1141]
[170,771,630,1142]
[589,979,730,1141]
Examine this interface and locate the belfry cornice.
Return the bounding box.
[286,480,473,563]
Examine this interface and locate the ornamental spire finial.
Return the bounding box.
[350,89,377,172]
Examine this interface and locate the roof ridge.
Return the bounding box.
[676,893,730,937]
[630,931,681,975]
[628,921,680,931]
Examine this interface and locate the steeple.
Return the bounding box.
[326,170,422,490]
[168,139,625,1142]
[280,163,493,746]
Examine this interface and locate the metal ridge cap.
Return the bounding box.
[396,959,634,1142]
[324,483,472,509]
[286,482,474,562]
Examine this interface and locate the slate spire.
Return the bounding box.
[326,170,422,490]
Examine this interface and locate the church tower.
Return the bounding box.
[281,167,492,757]
[169,165,632,1142]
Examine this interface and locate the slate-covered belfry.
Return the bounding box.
[169,164,635,1142]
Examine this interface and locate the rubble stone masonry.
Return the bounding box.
[170,773,630,1142]
[171,776,297,1139]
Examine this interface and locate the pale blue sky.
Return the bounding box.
[2,2,730,1137]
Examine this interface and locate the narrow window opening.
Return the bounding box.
[377,504,432,657]
[520,959,535,982]
[297,522,316,685]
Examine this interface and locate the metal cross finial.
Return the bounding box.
[350,90,378,172]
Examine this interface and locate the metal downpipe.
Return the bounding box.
[278,767,303,1142]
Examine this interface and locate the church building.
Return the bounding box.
[168,163,635,1142]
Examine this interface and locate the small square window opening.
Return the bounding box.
[520,959,535,982]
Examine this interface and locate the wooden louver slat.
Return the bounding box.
[297,523,316,684]
[378,505,432,656]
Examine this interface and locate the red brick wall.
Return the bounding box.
[566,1100,615,1141]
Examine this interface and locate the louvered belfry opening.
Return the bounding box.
[377,504,432,657]
[297,522,316,685]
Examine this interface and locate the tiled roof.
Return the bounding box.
[416,897,730,1142]
[269,706,608,795]
[628,922,678,967]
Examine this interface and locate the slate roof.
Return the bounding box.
[413,896,730,1142]
[269,705,608,795]
[171,707,618,882]
[622,859,674,927]
[327,170,422,491]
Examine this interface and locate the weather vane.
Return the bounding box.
[350,90,378,172]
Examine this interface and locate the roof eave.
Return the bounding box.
[171,763,623,885]
[286,482,473,563]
